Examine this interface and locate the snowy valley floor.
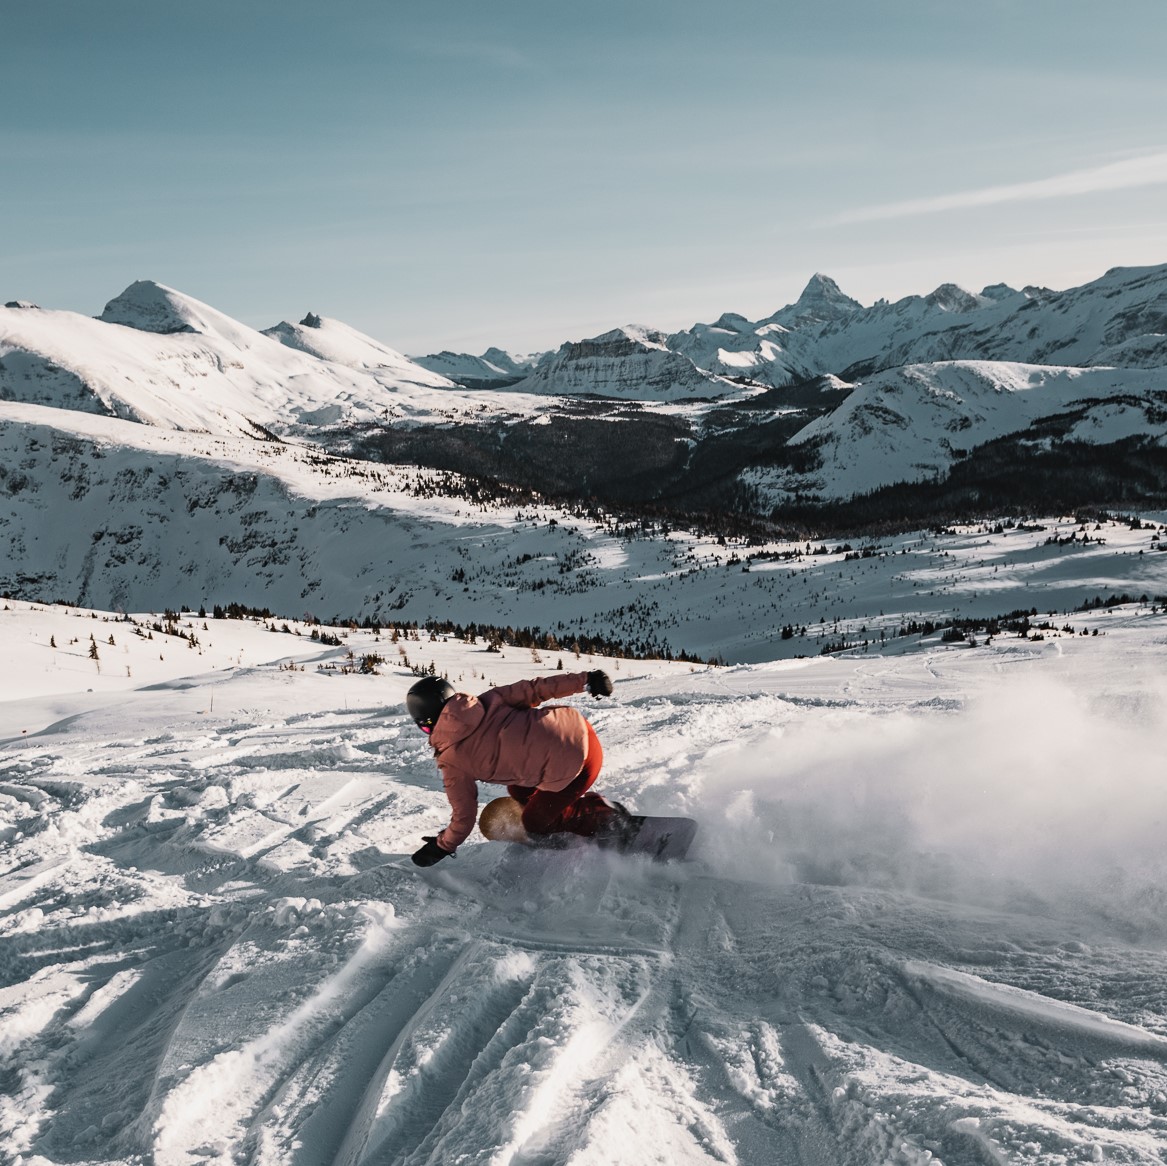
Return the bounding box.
[4,603,1167,1165]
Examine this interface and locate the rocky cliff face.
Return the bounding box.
[761,272,864,330]
[508,326,739,400]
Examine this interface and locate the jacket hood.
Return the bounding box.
[429,692,485,751]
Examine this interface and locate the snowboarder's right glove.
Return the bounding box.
[411,836,452,867]
[586,670,613,699]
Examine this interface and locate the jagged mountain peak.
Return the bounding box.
[800,272,851,301]
[764,274,863,330]
[481,347,542,373]
[923,283,986,313]
[980,283,1020,302]
[590,324,670,350]
[711,312,754,333]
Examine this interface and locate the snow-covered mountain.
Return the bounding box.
[758,361,1167,502]
[507,325,741,400]
[98,278,261,340]
[412,346,543,388]
[261,312,454,388]
[664,313,804,388]
[800,264,1167,378]
[0,282,457,439]
[3,264,1167,555]
[662,273,1018,390]
[660,265,1167,393]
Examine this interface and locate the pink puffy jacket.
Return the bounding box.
[428,672,591,852]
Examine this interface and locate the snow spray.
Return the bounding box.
[691,669,1167,942]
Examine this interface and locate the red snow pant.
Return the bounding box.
[508,720,613,837]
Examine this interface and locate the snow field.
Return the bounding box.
[4,609,1167,1162]
[0,596,690,738]
[5,399,1167,665]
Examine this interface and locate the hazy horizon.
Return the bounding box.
[4,0,1166,354]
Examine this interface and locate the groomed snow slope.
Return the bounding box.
[4,602,1167,1164]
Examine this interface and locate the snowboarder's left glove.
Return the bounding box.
[587,670,613,698]
[411,836,452,867]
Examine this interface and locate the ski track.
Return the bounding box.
[4,635,1167,1164]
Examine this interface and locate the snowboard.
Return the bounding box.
[478,796,698,861]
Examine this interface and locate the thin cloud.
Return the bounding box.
[399,36,535,71]
[834,150,1167,224]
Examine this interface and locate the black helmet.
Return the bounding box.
[407,676,455,733]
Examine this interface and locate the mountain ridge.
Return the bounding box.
[3,263,1165,530]
[417,264,1165,399]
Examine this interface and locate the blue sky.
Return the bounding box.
[4,0,1166,353]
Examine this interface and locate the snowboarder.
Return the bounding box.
[406,670,621,867]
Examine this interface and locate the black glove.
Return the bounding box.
[411,836,453,867]
[586,670,613,699]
